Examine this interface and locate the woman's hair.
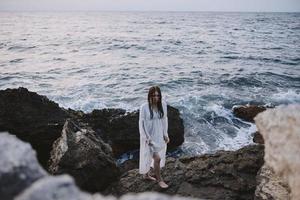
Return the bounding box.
[147,85,164,119]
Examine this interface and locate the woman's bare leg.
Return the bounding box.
[153,152,162,181]
[153,152,169,188]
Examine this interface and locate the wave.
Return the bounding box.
[271,90,300,104]
[8,45,37,52]
[220,55,300,66]
[9,58,24,63]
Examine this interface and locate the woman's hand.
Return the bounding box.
[146,138,154,146]
[163,135,170,144]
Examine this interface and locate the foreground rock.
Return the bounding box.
[255,165,290,200]
[48,119,120,192]
[255,104,300,200]
[0,132,47,200]
[82,105,184,157]
[0,87,69,167]
[233,105,266,122]
[0,132,199,200]
[106,144,264,200]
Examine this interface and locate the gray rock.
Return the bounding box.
[255,165,290,200]
[48,119,120,192]
[255,104,300,200]
[0,132,47,200]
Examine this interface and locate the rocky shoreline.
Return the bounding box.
[0,87,299,200]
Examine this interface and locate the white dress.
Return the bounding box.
[138,100,168,174]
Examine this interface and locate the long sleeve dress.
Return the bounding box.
[138,100,168,174]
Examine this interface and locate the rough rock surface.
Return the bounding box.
[106,144,264,200]
[82,105,184,157]
[233,105,266,122]
[48,119,120,192]
[0,132,47,200]
[255,165,290,200]
[0,87,69,167]
[255,104,300,200]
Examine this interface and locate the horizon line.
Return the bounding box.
[0,9,299,13]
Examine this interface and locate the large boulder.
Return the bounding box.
[105,144,264,200]
[255,104,300,200]
[82,105,184,157]
[0,87,69,167]
[0,132,47,200]
[48,119,120,192]
[233,105,266,122]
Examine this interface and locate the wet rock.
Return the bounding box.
[0,132,47,200]
[253,131,264,144]
[105,144,264,200]
[233,105,266,122]
[48,119,120,192]
[255,104,300,200]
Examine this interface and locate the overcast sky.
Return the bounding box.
[0,0,299,12]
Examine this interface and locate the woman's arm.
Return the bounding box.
[139,104,151,143]
[162,100,169,138]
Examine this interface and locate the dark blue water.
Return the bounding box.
[0,12,299,157]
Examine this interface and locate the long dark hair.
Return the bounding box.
[147,86,164,119]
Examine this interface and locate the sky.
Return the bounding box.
[0,0,300,12]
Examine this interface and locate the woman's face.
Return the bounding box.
[151,91,160,104]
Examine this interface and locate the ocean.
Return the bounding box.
[0,11,299,158]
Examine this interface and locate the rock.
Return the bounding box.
[253,131,264,144]
[15,175,116,200]
[255,164,290,200]
[0,132,47,200]
[233,105,266,122]
[254,104,300,200]
[48,119,120,192]
[0,87,69,168]
[105,144,264,200]
[82,105,184,157]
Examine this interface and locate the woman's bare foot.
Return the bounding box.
[158,180,169,188]
[143,174,156,181]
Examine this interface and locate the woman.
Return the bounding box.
[138,85,170,189]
